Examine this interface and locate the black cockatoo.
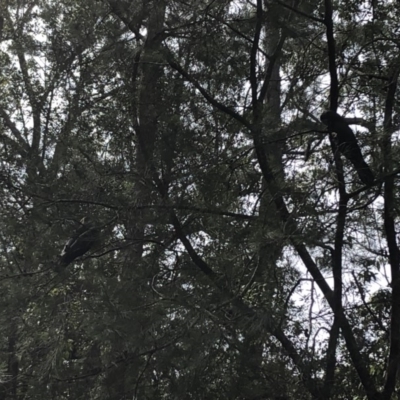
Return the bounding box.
[59,217,99,267]
[320,110,374,185]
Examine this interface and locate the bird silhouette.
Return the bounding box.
[59,217,99,267]
[320,110,374,185]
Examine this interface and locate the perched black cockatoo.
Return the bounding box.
[59,217,99,267]
[320,110,374,185]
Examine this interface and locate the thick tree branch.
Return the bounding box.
[323,0,339,111]
[169,213,218,279]
[252,133,378,398]
[320,2,378,392]
[258,33,286,105]
[249,0,263,117]
[322,134,348,396]
[382,68,400,399]
[323,319,339,397]
[0,108,29,154]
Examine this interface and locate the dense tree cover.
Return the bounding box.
[0,0,400,399]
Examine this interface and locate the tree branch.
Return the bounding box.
[0,108,29,154]
[382,68,400,399]
[249,0,263,117]
[166,56,253,132]
[323,0,339,111]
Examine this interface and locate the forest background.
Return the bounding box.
[0,0,399,399]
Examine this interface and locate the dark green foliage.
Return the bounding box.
[0,0,400,399]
